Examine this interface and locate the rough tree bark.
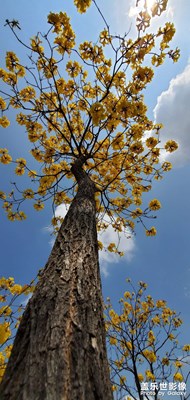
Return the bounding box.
[0,160,113,400]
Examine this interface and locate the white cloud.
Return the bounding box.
[43,204,68,247]
[21,293,32,306]
[154,63,190,166]
[98,215,136,277]
[128,2,140,18]
[52,206,136,277]
[128,0,174,31]
[54,204,69,218]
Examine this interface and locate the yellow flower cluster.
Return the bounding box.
[90,102,106,126]
[0,148,12,164]
[146,370,155,381]
[165,140,178,152]
[33,201,44,211]
[0,0,180,239]
[182,344,190,352]
[48,12,75,55]
[0,116,10,128]
[145,226,157,236]
[110,336,117,345]
[138,373,144,382]
[173,372,183,382]
[14,158,27,176]
[149,199,161,211]
[0,322,11,345]
[66,61,82,78]
[74,0,92,13]
[19,86,36,102]
[99,29,111,46]
[143,349,157,363]
[0,97,6,110]
[5,51,25,77]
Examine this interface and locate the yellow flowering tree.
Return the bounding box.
[106,280,190,400]
[0,0,180,398]
[0,277,35,383]
[0,1,179,235]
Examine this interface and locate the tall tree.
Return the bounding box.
[0,0,179,398]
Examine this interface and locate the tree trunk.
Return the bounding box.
[0,162,113,400]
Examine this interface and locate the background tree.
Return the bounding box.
[0,277,35,382]
[0,0,179,398]
[105,280,190,400]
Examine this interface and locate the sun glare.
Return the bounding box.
[146,0,156,14]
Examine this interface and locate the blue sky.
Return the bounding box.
[0,0,190,394]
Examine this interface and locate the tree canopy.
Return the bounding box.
[0,0,179,246]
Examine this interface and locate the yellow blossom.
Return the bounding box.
[152,315,160,325]
[23,189,34,199]
[120,376,126,385]
[156,300,166,308]
[149,199,161,211]
[110,337,117,345]
[165,140,178,153]
[90,102,105,126]
[138,373,144,382]
[107,243,116,252]
[175,361,183,368]
[15,166,25,176]
[126,341,132,351]
[74,0,92,13]
[9,284,23,295]
[4,345,13,359]
[16,158,26,167]
[162,161,172,171]
[124,291,132,299]
[173,372,183,382]
[146,137,158,148]
[19,86,36,102]
[0,116,10,128]
[0,191,6,200]
[0,97,6,110]
[143,349,157,363]
[15,211,27,221]
[28,170,37,178]
[145,227,157,236]
[148,330,156,343]
[0,153,12,165]
[98,241,103,250]
[33,202,44,211]
[146,370,155,381]
[0,322,11,345]
[99,29,111,46]
[168,333,175,340]
[182,344,190,352]
[162,357,170,366]
[0,306,12,316]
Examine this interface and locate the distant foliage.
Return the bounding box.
[105,280,190,399]
[0,277,35,382]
